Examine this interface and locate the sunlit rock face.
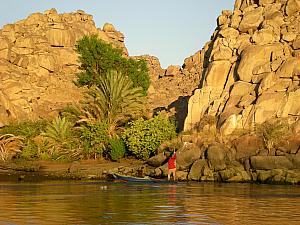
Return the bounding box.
[0,7,201,128]
[184,0,300,134]
[0,9,127,126]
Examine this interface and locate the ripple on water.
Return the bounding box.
[0,182,299,224]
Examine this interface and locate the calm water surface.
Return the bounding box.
[0,181,299,225]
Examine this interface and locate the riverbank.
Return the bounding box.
[0,158,145,182]
[1,156,299,185]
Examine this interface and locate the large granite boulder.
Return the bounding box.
[233,135,264,160]
[238,7,264,33]
[177,142,203,170]
[250,156,295,170]
[207,144,227,171]
[237,44,283,82]
[147,153,167,167]
[188,159,206,181]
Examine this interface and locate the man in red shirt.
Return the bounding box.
[168,150,176,181]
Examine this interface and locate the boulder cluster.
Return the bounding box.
[146,133,299,184]
[0,9,126,126]
[184,0,300,135]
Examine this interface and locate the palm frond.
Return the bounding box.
[42,116,72,142]
[0,134,23,161]
[79,70,145,136]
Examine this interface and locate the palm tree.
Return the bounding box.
[42,116,72,142]
[79,70,145,136]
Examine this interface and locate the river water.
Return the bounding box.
[0,181,299,225]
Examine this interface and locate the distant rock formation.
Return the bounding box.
[184,0,300,134]
[0,9,127,126]
[135,54,202,131]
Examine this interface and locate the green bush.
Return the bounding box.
[19,140,38,160]
[80,122,109,159]
[0,120,47,138]
[109,138,126,161]
[0,120,48,161]
[42,116,72,142]
[122,114,177,160]
[75,35,150,95]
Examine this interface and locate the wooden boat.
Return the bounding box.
[112,173,156,183]
[112,173,176,184]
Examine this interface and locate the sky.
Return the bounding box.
[0,0,235,68]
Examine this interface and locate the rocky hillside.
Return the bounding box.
[0,9,126,126]
[0,8,201,129]
[1,1,300,136]
[184,0,300,134]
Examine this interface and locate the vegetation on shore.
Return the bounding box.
[0,35,176,163]
[0,35,296,171]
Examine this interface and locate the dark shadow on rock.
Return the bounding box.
[153,106,168,116]
[168,96,190,132]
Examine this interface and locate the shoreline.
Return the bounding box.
[0,159,145,182]
[0,159,299,185]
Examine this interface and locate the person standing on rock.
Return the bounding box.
[168,150,177,181]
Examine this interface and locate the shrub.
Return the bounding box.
[0,121,46,161]
[0,134,23,161]
[0,120,47,138]
[256,118,292,151]
[193,115,217,132]
[79,122,109,159]
[19,140,38,160]
[75,35,150,94]
[122,114,177,160]
[109,138,126,161]
[42,116,72,142]
[60,104,82,124]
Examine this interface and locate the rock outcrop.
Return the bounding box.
[184,0,300,134]
[134,54,202,131]
[146,133,300,184]
[0,9,127,126]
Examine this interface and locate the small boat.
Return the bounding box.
[112,173,156,183]
[112,173,176,184]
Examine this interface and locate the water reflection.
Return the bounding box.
[0,181,299,224]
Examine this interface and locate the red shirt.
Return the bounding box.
[168,153,176,169]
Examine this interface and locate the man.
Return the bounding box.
[167,150,176,181]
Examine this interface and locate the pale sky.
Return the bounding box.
[0,0,235,68]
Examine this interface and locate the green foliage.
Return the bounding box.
[109,138,126,161]
[42,116,72,142]
[61,104,82,124]
[122,114,177,160]
[79,122,109,159]
[79,70,145,136]
[19,140,38,160]
[75,35,150,94]
[0,120,47,138]
[39,117,84,161]
[0,120,47,161]
[256,118,292,151]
